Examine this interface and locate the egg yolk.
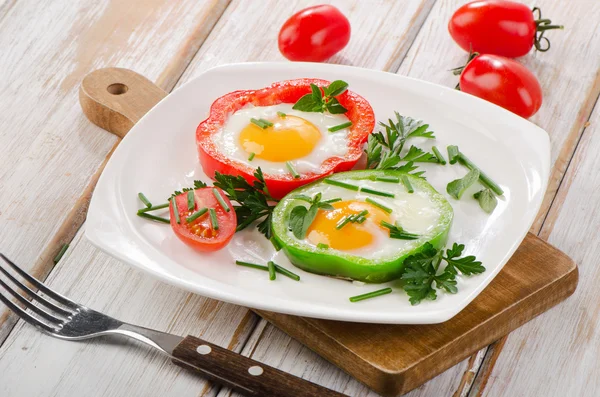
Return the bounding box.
[239,115,321,162]
[306,200,392,251]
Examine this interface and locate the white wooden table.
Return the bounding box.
[0,1,598,395]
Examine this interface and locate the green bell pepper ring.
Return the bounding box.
[271,170,453,283]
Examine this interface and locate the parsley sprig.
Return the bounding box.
[364,112,436,177]
[213,168,276,239]
[292,80,349,114]
[401,242,485,305]
[169,180,207,199]
[288,193,334,239]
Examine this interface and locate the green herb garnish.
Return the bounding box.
[474,188,498,213]
[457,152,504,196]
[212,188,231,212]
[286,161,300,179]
[365,197,392,214]
[138,212,170,224]
[268,261,277,280]
[171,197,180,224]
[213,168,276,240]
[277,111,286,118]
[447,168,480,199]
[323,197,342,204]
[349,287,392,302]
[447,145,459,164]
[235,260,269,271]
[137,203,169,214]
[336,210,369,230]
[169,180,208,200]
[432,146,446,165]
[138,192,152,208]
[209,208,219,230]
[374,175,400,183]
[248,152,256,161]
[401,242,485,305]
[361,187,395,198]
[53,243,69,264]
[292,80,349,114]
[328,121,353,133]
[186,207,208,223]
[401,175,414,193]
[380,221,419,240]
[364,112,435,177]
[272,263,300,281]
[317,243,329,249]
[288,193,333,239]
[250,118,273,129]
[324,179,359,191]
[187,190,195,211]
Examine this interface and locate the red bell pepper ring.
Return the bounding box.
[196,78,375,199]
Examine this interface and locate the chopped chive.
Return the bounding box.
[138,192,152,208]
[212,188,231,212]
[361,187,395,198]
[277,111,286,118]
[365,197,393,214]
[236,260,269,272]
[328,121,353,133]
[457,152,504,196]
[432,146,446,165]
[186,207,208,223]
[375,175,400,183]
[349,287,392,302]
[53,243,69,264]
[324,179,359,191]
[323,197,342,204]
[138,212,170,224]
[380,221,396,231]
[273,263,301,281]
[171,197,181,224]
[248,152,256,161]
[250,118,270,129]
[268,261,277,280]
[137,203,169,214]
[286,161,300,179]
[271,238,282,251]
[187,190,195,211]
[356,215,367,224]
[336,215,353,230]
[401,175,414,193]
[317,243,329,249]
[209,208,219,230]
[390,232,419,240]
[447,145,460,164]
[353,210,369,220]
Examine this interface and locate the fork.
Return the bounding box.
[0,253,346,397]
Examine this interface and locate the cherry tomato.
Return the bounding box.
[170,187,236,252]
[458,54,542,118]
[448,1,563,57]
[278,5,351,62]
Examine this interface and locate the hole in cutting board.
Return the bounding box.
[107,83,128,95]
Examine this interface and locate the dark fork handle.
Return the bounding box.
[172,335,346,397]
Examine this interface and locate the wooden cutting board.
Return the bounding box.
[80,68,578,397]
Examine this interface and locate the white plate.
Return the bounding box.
[86,62,550,324]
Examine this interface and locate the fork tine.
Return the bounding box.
[0,263,74,317]
[0,288,58,333]
[0,278,64,324]
[0,253,78,309]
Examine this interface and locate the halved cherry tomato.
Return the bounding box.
[278,5,351,62]
[458,54,542,119]
[169,187,236,252]
[196,78,375,199]
[448,1,563,57]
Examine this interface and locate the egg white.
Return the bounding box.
[292,179,444,260]
[212,104,352,175]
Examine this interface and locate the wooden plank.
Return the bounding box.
[0,0,230,342]
[478,97,599,397]
[0,0,437,396]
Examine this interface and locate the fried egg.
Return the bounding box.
[292,179,446,259]
[212,104,352,175]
